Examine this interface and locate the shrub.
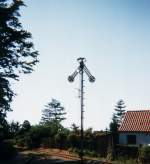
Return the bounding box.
[116,145,138,159]
[16,138,24,147]
[139,145,150,163]
[4,139,16,145]
[67,133,80,149]
[0,142,17,159]
[41,137,51,148]
[68,147,80,155]
[84,149,98,157]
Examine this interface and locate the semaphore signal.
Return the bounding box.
[68,57,95,163]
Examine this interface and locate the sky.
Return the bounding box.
[7,0,150,130]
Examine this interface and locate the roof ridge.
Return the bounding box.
[127,110,150,112]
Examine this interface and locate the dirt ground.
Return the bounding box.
[0,148,108,164]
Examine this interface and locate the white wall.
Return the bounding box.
[119,132,150,145]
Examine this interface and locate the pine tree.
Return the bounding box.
[9,121,20,137]
[0,0,38,140]
[41,99,66,124]
[109,99,126,146]
[114,99,126,126]
[0,0,38,115]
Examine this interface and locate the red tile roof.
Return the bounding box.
[118,110,150,132]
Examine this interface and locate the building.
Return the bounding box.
[118,110,150,145]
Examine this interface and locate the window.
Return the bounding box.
[127,135,136,144]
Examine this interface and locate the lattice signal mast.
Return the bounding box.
[68,57,95,163]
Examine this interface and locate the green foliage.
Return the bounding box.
[68,128,110,158]
[0,0,39,140]
[84,128,93,151]
[15,120,32,148]
[13,120,111,158]
[0,119,10,140]
[19,120,31,135]
[68,147,81,156]
[0,0,39,79]
[68,123,80,149]
[43,120,64,136]
[68,147,98,158]
[41,137,51,148]
[84,149,98,157]
[8,121,20,138]
[114,99,126,125]
[15,121,65,149]
[92,132,111,157]
[70,123,80,134]
[139,145,150,163]
[109,99,126,145]
[15,137,26,147]
[68,132,80,148]
[116,157,137,164]
[15,119,62,148]
[0,78,14,113]
[0,141,17,159]
[24,125,52,148]
[116,145,138,159]
[109,118,118,146]
[41,99,66,124]
[106,145,139,162]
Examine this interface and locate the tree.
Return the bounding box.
[24,124,52,148]
[0,117,8,140]
[109,99,126,146]
[84,128,93,151]
[55,127,70,149]
[9,121,20,137]
[0,0,39,137]
[114,99,126,126]
[41,99,66,124]
[16,120,31,140]
[109,117,118,145]
[21,120,31,132]
[70,123,80,135]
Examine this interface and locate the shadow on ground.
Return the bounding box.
[0,154,81,164]
[0,152,106,164]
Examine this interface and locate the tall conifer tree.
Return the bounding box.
[114,99,126,126]
[109,99,126,146]
[0,0,39,137]
[0,0,38,112]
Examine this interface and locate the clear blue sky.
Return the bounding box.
[8,0,150,130]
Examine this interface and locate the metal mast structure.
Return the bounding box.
[68,57,95,163]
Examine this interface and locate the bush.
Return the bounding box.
[68,148,98,158]
[0,142,17,159]
[68,147,80,155]
[139,145,150,163]
[4,139,16,145]
[15,137,26,147]
[84,149,98,157]
[15,125,52,148]
[41,137,51,148]
[67,133,80,149]
[116,145,138,159]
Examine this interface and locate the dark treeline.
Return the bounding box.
[3,120,111,158]
[2,98,111,158]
